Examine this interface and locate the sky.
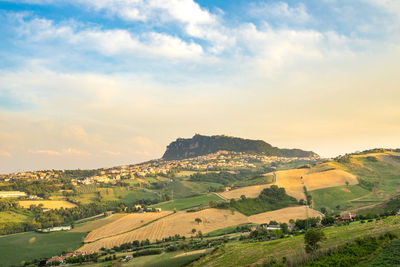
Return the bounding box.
[0,0,399,173]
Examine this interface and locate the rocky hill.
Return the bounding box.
[162,134,319,160]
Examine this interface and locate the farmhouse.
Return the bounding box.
[0,191,27,198]
[341,212,356,220]
[38,226,72,232]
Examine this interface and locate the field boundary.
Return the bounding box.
[83,212,174,244]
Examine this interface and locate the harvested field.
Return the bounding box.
[18,200,76,209]
[220,184,270,199]
[274,168,358,199]
[248,206,321,224]
[84,211,171,242]
[77,206,321,252]
[221,167,357,200]
[71,213,127,233]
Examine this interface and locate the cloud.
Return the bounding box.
[248,2,311,23]
[16,16,204,60]
[28,149,61,156]
[0,150,12,158]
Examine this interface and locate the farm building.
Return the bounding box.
[341,212,356,220]
[38,226,72,232]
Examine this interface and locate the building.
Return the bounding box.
[38,226,72,232]
[341,212,356,220]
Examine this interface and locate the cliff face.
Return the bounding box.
[162,134,319,160]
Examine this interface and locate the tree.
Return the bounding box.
[192,228,196,234]
[320,207,327,215]
[345,181,349,186]
[240,195,246,201]
[304,228,326,253]
[195,218,202,224]
[280,223,289,234]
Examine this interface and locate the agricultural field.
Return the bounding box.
[310,185,371,213]
[84,211,171,242]
[71,213,127,234]
[191,216,400,267]
[150,194,223,211]
[0,210,32,224]
[220,184,270,199]
[363,238,400,266]
[77,206,321,252]
[0,231,86,267]
[18,200,77,209]
[221,164,357,201]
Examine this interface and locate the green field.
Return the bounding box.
[310,185,371,213]
[343,156,400,198]
[363,238,400,266]
[0,210,32,224]
[191,216,400,267]
[0,231,86,266]
[150,194,223,211]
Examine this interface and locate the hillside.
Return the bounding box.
[162,134,319,160]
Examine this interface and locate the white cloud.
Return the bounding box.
[248,2,311,23]
[17,17,204,60]
[361,0,400,16]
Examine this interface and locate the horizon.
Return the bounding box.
[1,0,400,173]
[1,131,397,174]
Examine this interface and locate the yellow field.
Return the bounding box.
[221,164,357,200]
[71,213,128,233]
[248,206,321,224]
[18,200,77,209]
[220,184,271,199]
[84,211,172,242]
[77,207,321,252]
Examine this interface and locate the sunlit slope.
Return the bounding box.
[221,162,357,200]
[77,206,321,252]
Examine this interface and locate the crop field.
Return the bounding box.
[0,231,86,267]
[273,168,358,200]
[220,184,270,199]
[310,185,371,212]
[248,206,321,224]
[191,216,400,267]
[0,210,32,224]
[71,213,127,234]
[150,194,222,211]
[18,200,77,209]
[220,165,357,200]
[78,206,321,252]
[121,249,210,267]
[84,211,171,242]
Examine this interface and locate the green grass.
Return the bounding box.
[191,216,400,267]
[365,238,400,266]
[343,156,400,198]
[150,194,222,211]
[205,224,255,237]
[0,231,86,266]
[310,185,371,213]
[233,175,273,187]
[99,187,160,203]
[0,210,32,224]
[123,250,209,267]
